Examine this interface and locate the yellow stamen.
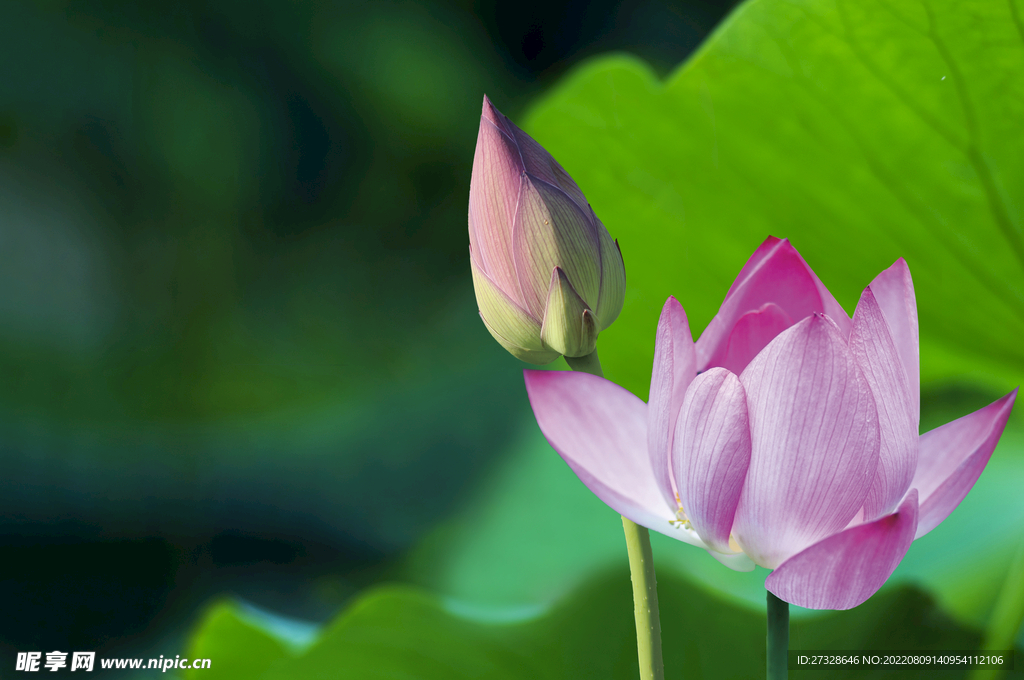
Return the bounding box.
[668,504,691,530]
[729,534,742,553]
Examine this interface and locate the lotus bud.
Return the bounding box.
[468,95,625,364]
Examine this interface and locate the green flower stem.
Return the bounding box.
[767,590,789,680]
[968,536,1024,680]
[564,350,666,680]
[622,516,666,680]
[564,350,605,378]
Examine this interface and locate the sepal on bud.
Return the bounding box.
[470,254,560,365]
[540,267,599,357]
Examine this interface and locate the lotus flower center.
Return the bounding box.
[728,534,742,553]
[669,502,691,530]
[667,496,746,555]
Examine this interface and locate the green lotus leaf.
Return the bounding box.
[184,566,1016,679]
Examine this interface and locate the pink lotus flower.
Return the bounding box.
[525,237,1017,610]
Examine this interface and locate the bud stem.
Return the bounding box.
[566,349,665,680]
[564,350,605,378]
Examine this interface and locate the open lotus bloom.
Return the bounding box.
[525,237,1017,610]
[469,96,626,364]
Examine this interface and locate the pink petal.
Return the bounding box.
[481,95,515,135]
[765,490,918,610]
[849,287,918,520]
[696,237,851,374]
[482,96,590,214]
[721,236,784,301]
[647,297,697,509]
[732,314,881,569]
[523,369,680,535]
[673,368,751,554]
[717,303,793,376]
[868,259,920,428]
[469,106,524,300]
[911,389,1017,538]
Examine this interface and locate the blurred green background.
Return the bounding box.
[1,0,1022,678]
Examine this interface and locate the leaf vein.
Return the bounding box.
[1011,0,1024,50]
[832,0,967,152]
[755,16,1024,330]
[922,0,1024,272]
